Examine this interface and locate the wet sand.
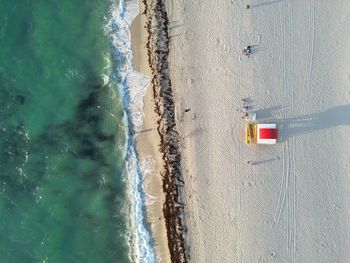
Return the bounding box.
[131,1,171,262]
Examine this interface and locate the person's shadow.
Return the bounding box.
[274,105,350,141]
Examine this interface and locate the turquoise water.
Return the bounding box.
[0,1,132,262]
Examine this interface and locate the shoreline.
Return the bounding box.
[131,0,188,262]
[130,0,172,262]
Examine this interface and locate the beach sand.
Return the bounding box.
[131,1,171,262]
[166,0,350,262]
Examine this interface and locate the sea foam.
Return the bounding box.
[106,0,156,262]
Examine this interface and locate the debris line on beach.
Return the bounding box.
[142,0,188,262]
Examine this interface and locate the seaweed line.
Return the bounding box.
[142,0,188,262]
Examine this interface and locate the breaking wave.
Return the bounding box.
[106,0,156,262]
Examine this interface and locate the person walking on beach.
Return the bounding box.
[243,46,252,56]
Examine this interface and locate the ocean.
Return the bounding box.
[0,0,155,262]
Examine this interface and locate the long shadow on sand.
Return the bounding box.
[274,105,350,141]
[251,0,284,8]
[255,105,284,119]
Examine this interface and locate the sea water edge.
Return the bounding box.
[0,0,155,263]
[106,0,157,262]
[0,1,134,262]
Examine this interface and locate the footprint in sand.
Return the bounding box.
[216,37,232,53]
[270,251,277,259]
[250,31,262,45]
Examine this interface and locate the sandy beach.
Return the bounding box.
[165,0,350,262]
[131,1,171,262]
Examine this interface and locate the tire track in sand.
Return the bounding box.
[286,1,296,262]
[258,2,289,262]
[301,0,315,107]
[287,2,315,262]
[286,2,315,262]
[271,0,288,230]
[265,1,297,262]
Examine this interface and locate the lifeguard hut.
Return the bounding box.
[246,122,278,145]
